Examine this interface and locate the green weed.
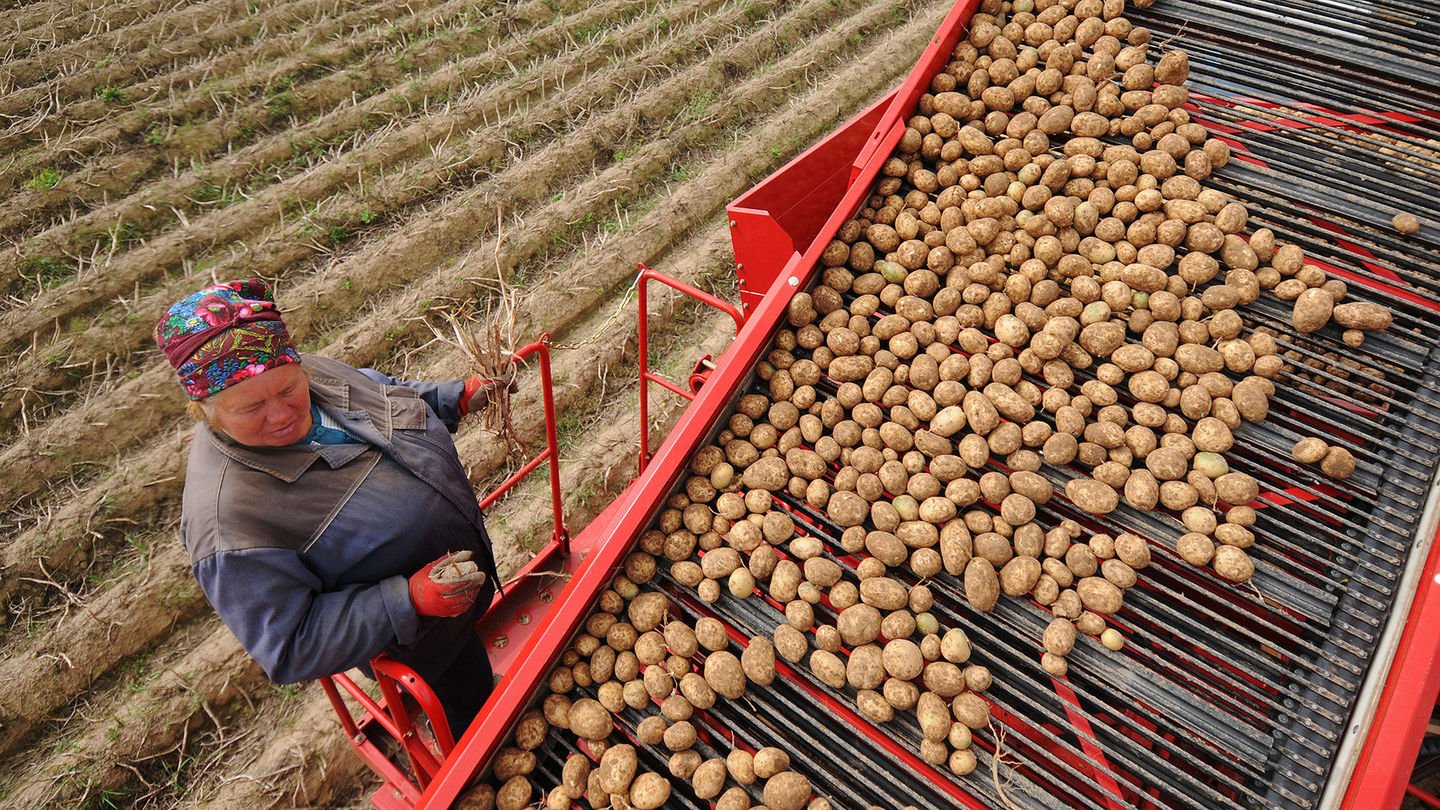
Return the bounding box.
[25,168,62,190]
[95,86,126,103]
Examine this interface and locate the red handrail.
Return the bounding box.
[636,263,744,472]
[478,335,569,557]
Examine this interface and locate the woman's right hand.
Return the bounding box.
[408,551,487,617]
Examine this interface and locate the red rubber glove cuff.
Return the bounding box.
[458,377,494,418]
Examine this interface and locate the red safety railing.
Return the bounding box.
[322,336,570,808]
[320,656,453,806]
[636,263,745,472]
[478,335,569,560]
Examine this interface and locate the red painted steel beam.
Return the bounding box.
[419,5,984,805]
[1340,520,1440,809]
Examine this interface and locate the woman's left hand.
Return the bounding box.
[460,365,517,416]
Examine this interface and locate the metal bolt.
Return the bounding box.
[1433,572,1440,586]
[788,276,798,287]
[729,220,737,227]
[736,263,744,271]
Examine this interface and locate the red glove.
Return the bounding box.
[458,366,517,417]
[408,551,487,618]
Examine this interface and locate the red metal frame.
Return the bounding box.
[419,5,983,805]
[478,336,568,554]
[403,4,1440,807]
[1340,521,1440,809]
[636,263,745,471]
[321,659,451,802]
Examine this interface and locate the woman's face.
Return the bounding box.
[208,363,313,447]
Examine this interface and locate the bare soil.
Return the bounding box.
[0,0,951,805]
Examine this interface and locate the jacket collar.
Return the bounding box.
[205,361,391,483]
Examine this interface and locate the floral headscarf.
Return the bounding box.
[153,278,300,400]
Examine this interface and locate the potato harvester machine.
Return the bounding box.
[327,0,1440,807]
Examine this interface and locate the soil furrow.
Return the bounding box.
[167,692,371,809]
[3,0,243,90]
[0,0,671,312]
[0,0,582,232]
[1,624,268,808]
[0,0,366,119]
[0,0,402,176]
[311,0,942,381]
[0,540,198,760]
[0,0,637,293]
[0,0,744,429]
[0,429,187,608]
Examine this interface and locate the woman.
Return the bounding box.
[155,278,505,733]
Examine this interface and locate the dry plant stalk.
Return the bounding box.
[429,206,525,454]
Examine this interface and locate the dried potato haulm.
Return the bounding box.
[477,0,1397,804]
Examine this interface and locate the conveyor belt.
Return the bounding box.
[522,1,1440,808]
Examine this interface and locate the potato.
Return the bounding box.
[999,555,1042,596]
[882,638,925,680]
[826,490,869,527]
[1321,445,1357,479]
[724,749,757,786]
[1213,545,1255,583]
[1115,533,1151,569]
[1066,477,1119,514]
[830,353,876,381]
[964,558,1000,612]
[743,637,777,685]
[774,624,808,662]
[494,748,537,781]
[764,772,813,810]
[1043,617,1077,656]
[810,649,847,689]
[496,776,532,810]
[1291,288,1334,333]
[910,691,949,741]
[692,758,728,800]
[754,747,791,779]
[1177,532,1215,566]
[560,754,592,799]
[629,773,672,810]
[1292,437,1328,464]
[627,592,669,633]
[1124,469,1159,511]
[568,698,612,740]
[691,618,727,653]
[1332,301,1392,330]
[715,787,750,810]
[598,744,638,795]
[941,628,972,664]
[930,405,968,437]
[857,689,895,723]
[846,643,885,690]
[921,660,966,698]
[1215,472,1259,505]
[952,691,990,729]
[860,577,909,611]
[1077,576,1124,615]
[704,650,747,699]
[837,604,882,646]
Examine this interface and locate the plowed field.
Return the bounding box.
[0,0,950,806]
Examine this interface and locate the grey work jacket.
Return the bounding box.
[180,354,498,688]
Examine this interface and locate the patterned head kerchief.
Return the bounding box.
[153,278,300,400]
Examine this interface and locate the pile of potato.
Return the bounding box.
[467,0,1396,805]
